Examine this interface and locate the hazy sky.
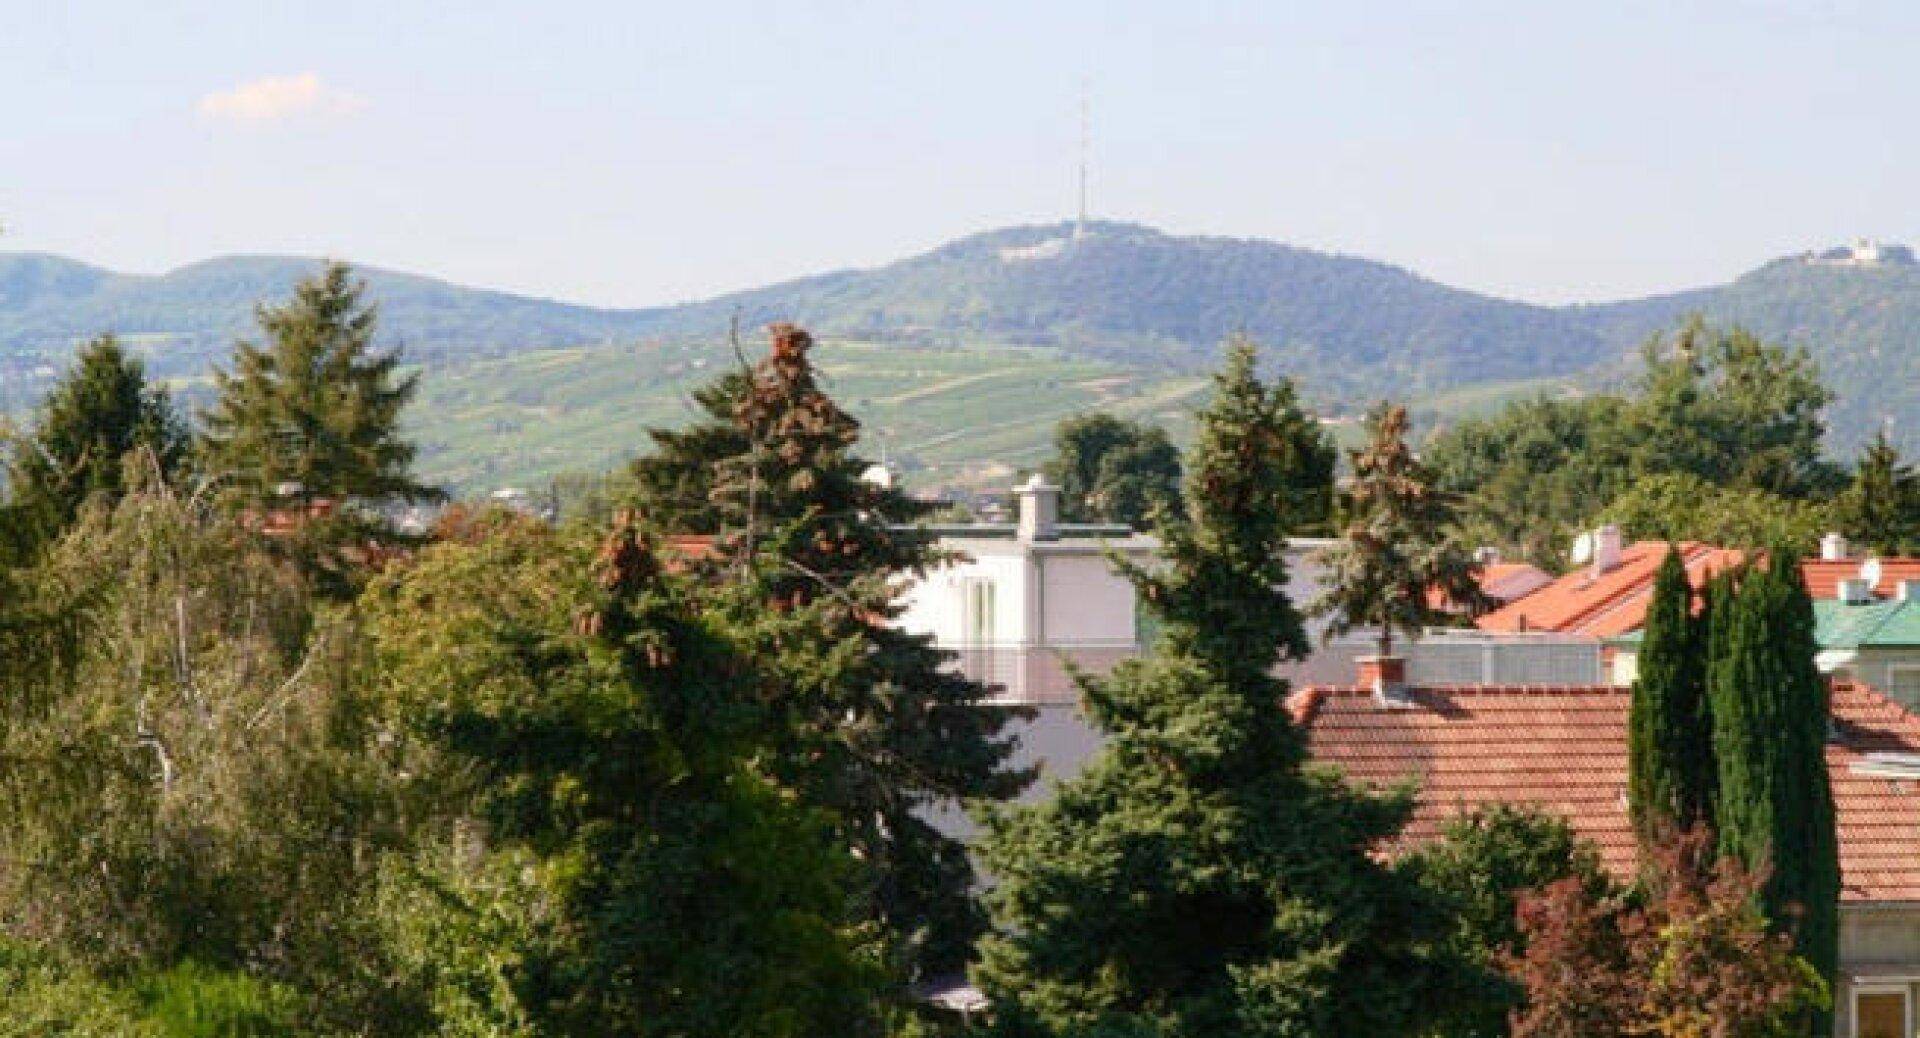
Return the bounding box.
[3,1,1916,308]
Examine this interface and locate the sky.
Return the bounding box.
[3,1,1918,309]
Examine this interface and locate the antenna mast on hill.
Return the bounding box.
[1076,79,1090,240]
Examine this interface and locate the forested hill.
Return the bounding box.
[0,252,664,374]
[5,226,1918,470]
[633,221,1619,397]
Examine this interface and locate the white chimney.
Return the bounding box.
[1590,524,1624,577]
[1474,546,1501,566]
[1015,473,1060,542]
[1837,577,1875,606]
[1862,558,1885,592]
[1820,532,1850,562]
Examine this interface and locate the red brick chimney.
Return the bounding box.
[1357,655,1412,707]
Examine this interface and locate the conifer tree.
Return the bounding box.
[976,343,1476,1036]
[1,335,187,564]
[1312,401,1487,658]
[1835,429,1920,556]
[361,512,884,1035]
[1627,547,1715,839]
[705,324,1027,981]
[627,370,751,532]
[1708,550,1840,1010]
[199,262,437,504]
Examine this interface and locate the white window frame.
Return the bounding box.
[1852,983,1912,1038]
[1887,664,1920,701]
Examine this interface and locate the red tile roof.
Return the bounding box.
[1481,546,1920,638]
[1290,680,1920,903]
[1476,542,1743,638]
[1428,561,1554,614]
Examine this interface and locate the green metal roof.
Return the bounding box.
[1813,598,1920,649]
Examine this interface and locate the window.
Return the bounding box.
[1855,987,1910,1038]
[962,578,997,648]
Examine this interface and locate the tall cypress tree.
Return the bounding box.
[976,343,1476,1036]
[1709,550,1839,1008]
[704,324,1027,982]
[199,262,437,504]
[1,335,187,565]
[1627,546,1715,839]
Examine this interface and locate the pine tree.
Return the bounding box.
[1836,429,1920,556]
[1708,550,1840,1014]
[1312,401,1487,658]
[976,343,1477,1036]
[199,262,437,504]
[1627,546,1715,840]
[704,324,1027,981]
[1,335,187,564]
[627,371,751,533]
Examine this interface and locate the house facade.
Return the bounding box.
[1291,673,1920,1038]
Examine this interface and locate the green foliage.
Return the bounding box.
[1,334,187,565]
[1834,430,1920,555]
[199,262,439,504]
[673,325,1029,980]
[1708,553,1840,1006]
[976,342,1480,1036]
[359,511,884,1035]
[1042,411,1184,529]
[0,478,403,1025]
[134,960,308,1038]
[1399,806,1613,1037]
[1428,319,1844,562]
[1313,402,1486,656]
[1599,473,1833,552]
[1627,548,1716,838]
[627,370,751,532]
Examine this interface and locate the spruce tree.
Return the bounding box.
[1708,550,1839,1010]
[1836,429,1920,556]
[705,324,1027,981]
[627,371,751,532]
[199,262,437,504]
[976,343,1476,1036]
[1627,546,1715,839]
[1,335,187,564]
[1312,401,1487,658]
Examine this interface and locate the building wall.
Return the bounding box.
[1848,650,1920,709]
[1039,553,1138,647]
[1835,904,1920,1036]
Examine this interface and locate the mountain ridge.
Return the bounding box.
[3,223,1914,476]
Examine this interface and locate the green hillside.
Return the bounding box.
[8,226,1920,492]
[404,338,1210,494]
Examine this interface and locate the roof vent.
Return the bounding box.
[1820,532,1850,562]
[1838,577,1876,605]
[1474,546,1501,566]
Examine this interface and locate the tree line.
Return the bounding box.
[0,266,1846,1034]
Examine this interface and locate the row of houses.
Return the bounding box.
[897,477,1920,1035]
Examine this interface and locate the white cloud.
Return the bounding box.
[197,72,365,123]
